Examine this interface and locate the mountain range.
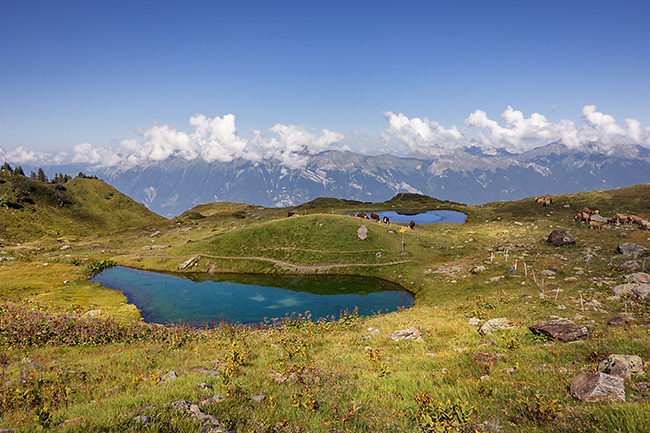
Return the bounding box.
[28,141,650,218]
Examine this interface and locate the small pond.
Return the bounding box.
[92,267,414,327]
[348,210,467,224]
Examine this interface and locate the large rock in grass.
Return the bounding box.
[547,230,575,246]
[598,354,644,380]
[615,260,639,272]
[612,283,650,300]
[357,225,368,240]
[389,327,422,341]
[528,318,588,342]
[478,318,516,335]
[616,243,650,258]
[623,272,650,284]
[570,372,625,402]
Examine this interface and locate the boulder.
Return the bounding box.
[469,265,487,274]
[590,214,608,223]
[607,316,629,326]
[616,243,650,258]
[547,230,575,246]
[612,283,650,300]
[478,318,516,336]
[178,255,201,270]
[619,232,630,239]
[570,372,625,402]
[357,225,368,240]
[389,327,421,341]
[474,352,498,369]
[598,354,644,380]
[624,272,650,284]
[615,260,639,272]
[528,318,588,342]
[160,370,178,382]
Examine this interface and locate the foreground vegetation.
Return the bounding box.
[1,179,650,432]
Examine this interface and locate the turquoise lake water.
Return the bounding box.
[92,267,414,327]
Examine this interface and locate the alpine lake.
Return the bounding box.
[92,210,466,327]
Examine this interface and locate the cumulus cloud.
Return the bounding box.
[65,114,348,170]
[382,105,650,155]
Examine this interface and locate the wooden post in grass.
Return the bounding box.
[524,262,527,277]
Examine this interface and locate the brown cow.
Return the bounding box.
[370,213,380,222]
[574,212,591,223]
[409,220,416,229]
[615,213,629,223]
[629,215,645,225]
[288,211,299,217]
[357,212,369,219]
[382,216,390,223]
[582,207,600,215]
[589,221,603,230]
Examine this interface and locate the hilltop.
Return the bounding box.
[1,183,650,432]
[0,164,165,243]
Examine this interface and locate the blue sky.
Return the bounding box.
[1,0,650,166]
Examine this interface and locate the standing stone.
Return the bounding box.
[529,318,588,342]
[616,243,650,259]
[570,372,625,402]
[598,355,644,380]
[357,225,368,240]
[546,230,575,246]
[478,318,516,335]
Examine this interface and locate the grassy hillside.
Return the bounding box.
[0,169,166,242]
[1,184,650,432]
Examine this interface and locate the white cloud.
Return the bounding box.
[382,105,650,155]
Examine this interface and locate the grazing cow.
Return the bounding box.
[616,213,630,224]
[607,217,617,224]
[640,219,650,230]
[582,207,600,215]
[589,221,603,230]
[574,212,591,223]
[409,220,416,229]
[629,215,644,225]
[357,212,369,219]
[543,197,553,207]
[370,213,380,222]
[382,216,390,223]
[288,211,299,217]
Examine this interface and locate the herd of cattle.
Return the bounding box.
[535,196,650,231]
[287,210,416,229]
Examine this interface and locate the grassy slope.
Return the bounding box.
[0,171,166,242]
[1,185,650,432]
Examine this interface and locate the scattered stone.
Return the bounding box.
[170,399,191,413]
[477,338,496,346]
[133,415,150,426]
[150,230,162,238]
[57,417,85,428]
[624,272,650,284]
[478,318,516,336]
[367,327,380,337]
[616,260,639,271]
[598,355,644,380]
[469,265,487,274]
[199,395,225,407]
[474,352,498,369]
[570,372,625,402]
[616,243,650,259]
[590,214,608,223]
[60,245,71,250]
[84,309,101,316]
[541,269,557,276]
[357,225,368,240]
[178,255,201,270]
[194,367,221,377]
[514,221,523,226]
[160,370,178,382]
[528,318,589,342]
[619,232,630,239]
[607,316,628,326]
[481,420,502,432]
[547,230,575,246]
[189,404,223,428]
[21,357,33,364]
[389,327,421,341]
[251,395,266,403]
[468,317,481,326]
[0,429,14,433]
[198,382,213,390]
[612,283,650,300]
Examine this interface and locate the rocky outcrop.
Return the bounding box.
[616,243,650,258]
[570,372,625,402]
[547,230,575,246]
[598,354,644,380]
[612,283,650,300]
[478,318,516,335]
[615,260,639,272]
[623,272,650,284]
[528,318,588,342]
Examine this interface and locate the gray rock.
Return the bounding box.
[624,272,650,284]
[541,269,557,276]
[189,404,222,428]
[170,399,191,413]
[590,214,608,223]
[198,382,213,390]
[613,283,650,300]
[598,354,644,380]
[617,243,650,258]
[528,318,588,342]
[633,382,650,397]
[570,372,625,402]
[607,316,629,326]
[0,429,14,433]
[468,317,481,325]
[60,245,71,250]
[389,327,421,341]
[474,352,498,369]
[477,338,496,346]
[615,260,639,271]
[150,230,162,238]
[251,395,266,403]
[357,225,368,240]
[160,370,178,382]
[469,265,487,274]
[619,232,630,239]
[481,420,502,432]
[478,318,516,335]
[547,230,575,246]
[133,415,150,426]
[178,255,201,270]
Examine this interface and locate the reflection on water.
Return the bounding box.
[92,267,414,327]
